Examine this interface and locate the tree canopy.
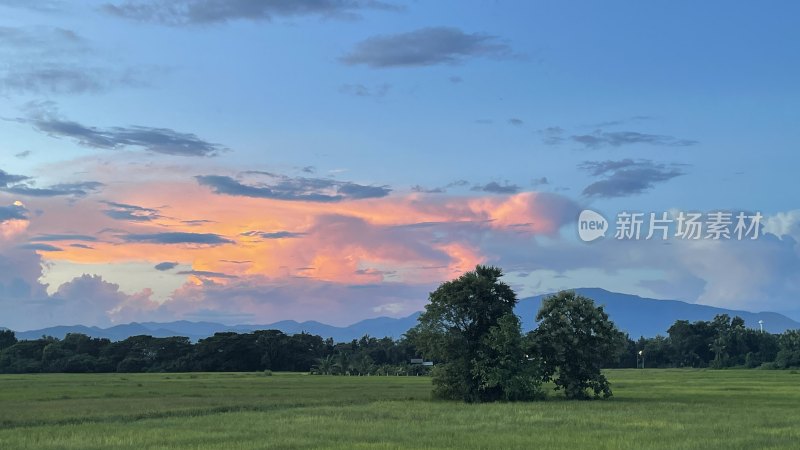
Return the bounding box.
[409,265,542,402]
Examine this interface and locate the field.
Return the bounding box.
[0,370,798,449]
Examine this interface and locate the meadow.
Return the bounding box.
[0,370,798,449]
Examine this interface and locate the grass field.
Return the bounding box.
[0,370,798,449]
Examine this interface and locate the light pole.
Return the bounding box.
[638,350,644,369]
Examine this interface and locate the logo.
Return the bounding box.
[578,209,608,242]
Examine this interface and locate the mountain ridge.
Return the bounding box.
[6,289,797,341]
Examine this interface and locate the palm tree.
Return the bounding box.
[313,355,335,375]
[334,351,350,375]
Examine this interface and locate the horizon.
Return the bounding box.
[1,1,799,330]
[6,287,799,335]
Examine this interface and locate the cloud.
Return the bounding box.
[182,219,215,226]
[580,159,685,198]
[508,118,523,126]
[18,243,63,252]
[103,0,401,25]
[241,230,307,239]
[122,232,234,245]
[196,173,391,202]
[571,130,698,149]
[340,27,512,68]
[26,115,223,157]
[539,126,565,145]
[0,26,146,95]
[0,203,28,222]
[0,169,30,186]
[0,170,103,197]
[102,201,162,222]
[0,1,63,12]
[30,234,97,242]
[69,243,94,249]
[18,106,222,157]
[448,75,463,84]
[472,181,520,194]
[0,181,104,197]
[531,177,549,187]
[14,151,31,158]
[154,261,178,271]
[2,65,146,95]
[175,270,237,279]
[411,179,470,194]
[338,83,391,98]
[411,185,445,194]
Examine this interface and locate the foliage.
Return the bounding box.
[533,290,623,399]
[409,265,541,402]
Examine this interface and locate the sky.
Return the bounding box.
[1,0,799,330]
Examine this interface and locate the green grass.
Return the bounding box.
[0,370,798,449]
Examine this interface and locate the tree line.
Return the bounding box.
[612,315,800,370]
[0,328,427,376]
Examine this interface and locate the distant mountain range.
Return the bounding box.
[7,288,799,342]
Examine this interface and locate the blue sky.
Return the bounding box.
[1,1,799,330]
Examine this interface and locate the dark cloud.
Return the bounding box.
[19,243,63,252]
[571,130,698,149]
[472,181,520,194]
[580,159,686,198]
[508,118,523,126]
[24,112,223,157]
[122,232,234,245]
[340,27,512,68]
[154,261,178,271]
[14,150,31,158]
[69,243,94,249]
[101,201,163,222]
[181,219,216,226]
[0,202,28,221]
[1,180,103,198]
[241,230,307,239]
[196,173,391,202]
[531,177,549,187]
[338,83,390,98]
[175,270,237,279]
[0,169,29,186]
[30,234,97,242]
[301,166,315,174]
[103,0,401,25]
[411,185,445,194]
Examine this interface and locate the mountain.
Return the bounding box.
[7,289,799,341]
[516,288,799,338]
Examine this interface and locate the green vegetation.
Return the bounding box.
[1,370,799,449]
[533,290,622,399]
[409,265,543,402]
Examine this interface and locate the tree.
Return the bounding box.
[410,265,541,402]
[0,330,17,351]
[533,291,622,399]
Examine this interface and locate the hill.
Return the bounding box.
[8,289,798,341]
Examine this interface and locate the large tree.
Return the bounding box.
[533,290,622,399]
[409,265,542,402]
